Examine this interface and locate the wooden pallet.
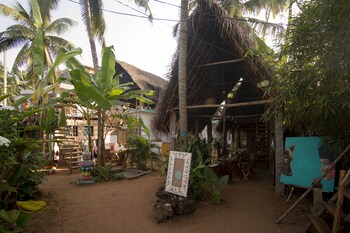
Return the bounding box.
[306,170,350,233]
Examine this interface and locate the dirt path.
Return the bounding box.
[25,169,309,233]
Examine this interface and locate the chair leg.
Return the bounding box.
[242,163,253,182]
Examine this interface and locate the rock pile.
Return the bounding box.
[153,187,197,223]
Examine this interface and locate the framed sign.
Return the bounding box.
[165,151,192,197]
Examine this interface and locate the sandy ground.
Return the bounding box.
[25,168,310,233]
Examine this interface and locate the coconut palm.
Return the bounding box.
[178,0,189,150]
[79,0,152,70]
[0,0,76,85]
[179,0,290,39]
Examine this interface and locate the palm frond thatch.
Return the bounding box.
[154,0,272,133]
[115,61,168,102]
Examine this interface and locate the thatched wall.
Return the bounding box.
[115,61,168,102]
[154,0,271,133]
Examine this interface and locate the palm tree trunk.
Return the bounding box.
[97,107,105,167]
[178,0,189,151]
[83,0,99,71]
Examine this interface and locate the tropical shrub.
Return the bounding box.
[186,137,228,203]
[0,209,32,232]
[123,136,161,170]
[0,97,44,210]
[98,164,112,181]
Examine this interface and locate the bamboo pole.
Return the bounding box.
[332,170,346,233]
[276,144,350,224]
[196,58,244,67]
[172,99,270,110]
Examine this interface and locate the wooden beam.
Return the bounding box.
[190,114,262,119]
[196,58,244,67]
[173,99,270,110]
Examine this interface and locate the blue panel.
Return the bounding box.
[280,137,335,192]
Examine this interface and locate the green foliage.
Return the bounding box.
[0,97,45,210]
[201,168,228,204]
[189,158,228,204]
[187,137,211,169]
[186,137,228,203]
[67,46,154,166]
[262,0,350,152]
[0,209,32,232]
[98,164,112,181]
[0,0,76,79]
[123,136,160,170]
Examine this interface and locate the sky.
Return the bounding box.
[0,0,180,79]
[0,0,291,80]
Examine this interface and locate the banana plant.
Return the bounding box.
[67,45,154,166]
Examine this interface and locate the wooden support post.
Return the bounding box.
[222,118,227,157]
[207,120,213,156]
[332,170,346,233]
[275,111,284,195]
[194,118,199,136]
[231,126,234,155]
[233,129,238,152]
[302,194,338,233]
[312,184,323,215]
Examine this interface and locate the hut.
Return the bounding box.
[107,61,169,144]
[115,61,168,103]
[154,0,272,166]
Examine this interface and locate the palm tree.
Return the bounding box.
[0,0,76,85]
[79,0,152,70]
[182,0,290,40]
[178,0,189,150]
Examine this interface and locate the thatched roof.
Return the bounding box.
[154,0,271,133]
[115,61,168,102]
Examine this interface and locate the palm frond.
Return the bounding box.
[243,0,289,18]
[46,18,77,34]
[133,0,153,21]
[11,42,31,75]
[89,0,106,43]
[0,3,30,24]
[0,36,28,52]
[45,36,76,55]
[243,16,285,38]
[220,0,242,16]
[37,0,60,23]
[5,24,35,39]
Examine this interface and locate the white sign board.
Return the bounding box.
[165,151,192,197]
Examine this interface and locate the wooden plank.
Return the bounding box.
[323,202,345,219]
[309,215,331,233]
[332,170,346,233]
[302,193,339,233]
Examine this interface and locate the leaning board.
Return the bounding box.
[280,137,335,192]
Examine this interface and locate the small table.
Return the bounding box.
[218,157,240,179]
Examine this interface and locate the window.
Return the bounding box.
[66,125,78,137]
[72,126,78,137]
[84,126,94,137]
